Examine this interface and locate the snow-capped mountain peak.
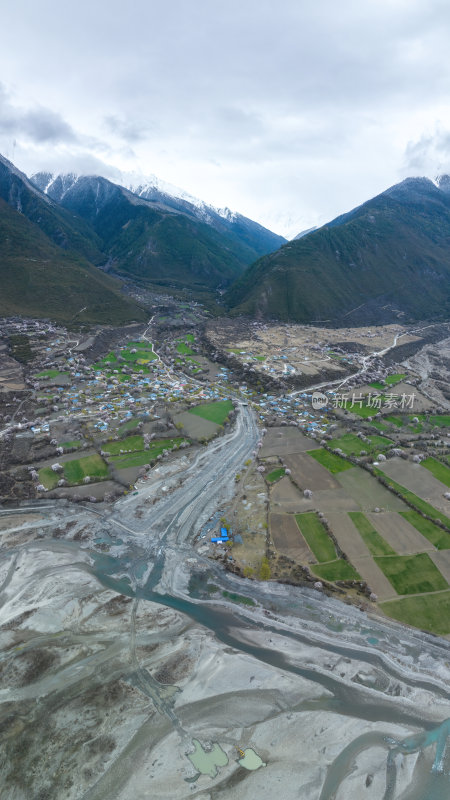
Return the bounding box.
[30,167,285,255]
[119,171,237,223]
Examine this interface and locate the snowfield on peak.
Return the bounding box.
[120,170,238,222]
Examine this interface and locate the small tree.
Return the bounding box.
[259,557,271,580]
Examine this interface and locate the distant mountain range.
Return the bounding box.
[226,176,450,324]
[31,172,285,293]
[0,155,146,324]
[0,153,284,322]
[2,151,450,327]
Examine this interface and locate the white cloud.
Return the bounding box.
[1,0,450,236]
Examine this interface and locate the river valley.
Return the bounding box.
[1,405,450,799]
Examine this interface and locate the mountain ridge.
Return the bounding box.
[225,176,450,325]
[30,171,286,294]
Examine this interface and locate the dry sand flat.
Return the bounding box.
[0,513,43,531]
[366,511,433,555]
[337,468,408,512]
[283,452,340,491]
[429,550,450,582]
[381,459,450,513]
[270,513,313,562]
[2,513,448,798]
[260,427,319,458]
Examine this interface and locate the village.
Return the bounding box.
[1,314,450,633]
[1,315,449,500]
[0,313,353,505]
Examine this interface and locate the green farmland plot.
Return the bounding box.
[308,449,353,474]
[399,511,450,550]
[103,435,144,455]
[369,420,390,432]
[176,340,194,355]
[421,457,450,488]
[38,467,59,490]
[295,512,336,562]
[60,440,82,451]
[329,433,393,456]
[370,373,406,391]
[36,369,68,379]
[384,415,404,427]
[39,454,109,488]
[349,512,396,556]
[381,591,450,635]
[93,353,118,370]
[347,403,380,419]
[118,418,140,435]
[63,454,109,484]
[369,435,394,451]
[386,373,407,385]
[108,451,155,469]
[429,415,450,428]
[374,553,448,595]
[328,434,367,456]
[266,467,286,483]
[406,418,423,433]
[108,438,188,469]
[312,560,361,582]
[189,400,234,425]
[370,382,387,391]
[121,344,157,363]
[102,352,118,363]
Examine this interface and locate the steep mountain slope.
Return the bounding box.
[127,178,286,257]
[0,156,103,264]
[32,173,285,293]
[293,226,317,240]
[0,158,146,323]
[226,177,450,324]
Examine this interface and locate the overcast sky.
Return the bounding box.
[2,0,450,237]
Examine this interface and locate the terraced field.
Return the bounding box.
[262,425,450,632]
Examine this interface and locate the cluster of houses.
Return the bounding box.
[19,334,242,446]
